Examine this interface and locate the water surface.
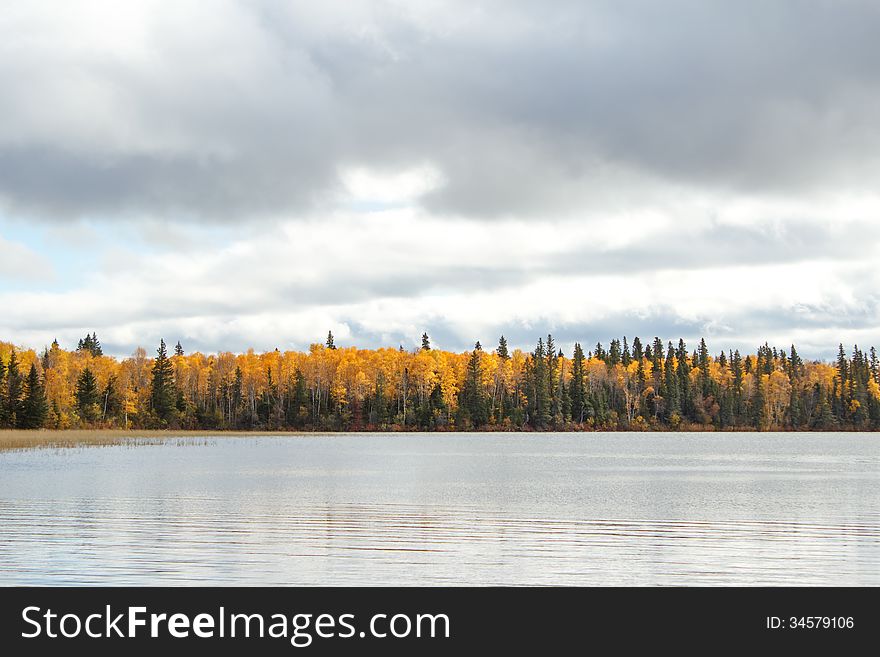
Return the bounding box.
[1,432,878,585]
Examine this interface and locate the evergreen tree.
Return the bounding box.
[174,341,184,357]
[497,335,509,360]
[77,332,103,357]
[752,371,768,429]
[458,344,488,427]
[676,339,693,420]
[150,339,176,424]
[289,369,308,427]
[608,339,621,366]
[731,350,744,424]
[75,367,100,423]
[560,367,572,421]
[632,337,643,362]
[421,333,431,351]
[663,342,679,420]
[651,337,664,370]
[697,338,711,396]
[91,332,103,356]
[326,331,336,350]
[570,342,587,422]
[528,338,551,428]
[4,349,23,427]
[836,344,849,423]
[20,364,48,429]
[812,385,837,430]
[546,334,559,423]
[0,354,7,428]
[231,367,244,425]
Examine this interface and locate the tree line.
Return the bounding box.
[1,331,879,431]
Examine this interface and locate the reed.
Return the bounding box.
[0,429,313,452]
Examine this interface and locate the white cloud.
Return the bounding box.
[0,235,53,282]
[1,194,879,358]
[340,164,446,205]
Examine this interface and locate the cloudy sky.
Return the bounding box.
[1,0,880,358]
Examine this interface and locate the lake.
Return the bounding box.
[1,432,878,585]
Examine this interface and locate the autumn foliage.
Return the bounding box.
[1,333,878,431]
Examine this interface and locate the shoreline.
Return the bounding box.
[0,427,875,452]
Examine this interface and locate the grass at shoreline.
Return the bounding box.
[0,427,868,452]
[0,429,317,452]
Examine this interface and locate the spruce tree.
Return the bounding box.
[570,342,587,422]
[0,354,7,427]
[752,371,768,429]
[632,337,643,362]
[77,332,103,357]
[496,335,509,360]
[698,338,711,396]
[608,339,621,366]
[91,332,103,356]
[546,334,558,422]
[4,349,23,427]
[231,367,244,425]
[663,342,679,419]
[326,331,336,350]
[174,341,184,357]
[731,350,744,424]
[676,339,692,420]
[652,337,664,369]
[836,344,849,423]
[421,333,431,351]
[20,364,48,429]
[458,344,488,427]
[529,338,551,428]
[75,367,100,423]
[150,339,176,424]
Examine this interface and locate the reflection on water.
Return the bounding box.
[1,433,878,585]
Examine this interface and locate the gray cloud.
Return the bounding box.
[2,1,880,221]
[2,2,880,359]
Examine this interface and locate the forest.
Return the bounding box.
[1,331,879,432]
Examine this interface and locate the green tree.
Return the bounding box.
[0,354,7,428]
[663,342,679,420]
[528,338,551,428]
[697,338,711,396]
[570,342,587,423]
[19,364,48,429]
[4,349,24,427]
[421,333,431,351]
[752,372,768,430]
[458,343,488,427]
[326,331,336,350]
[676,339,693,420]
[75,367,100,423]
[150,339,177,424]
[77,332,103,357]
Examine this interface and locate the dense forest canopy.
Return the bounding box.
[1,332,878,431]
